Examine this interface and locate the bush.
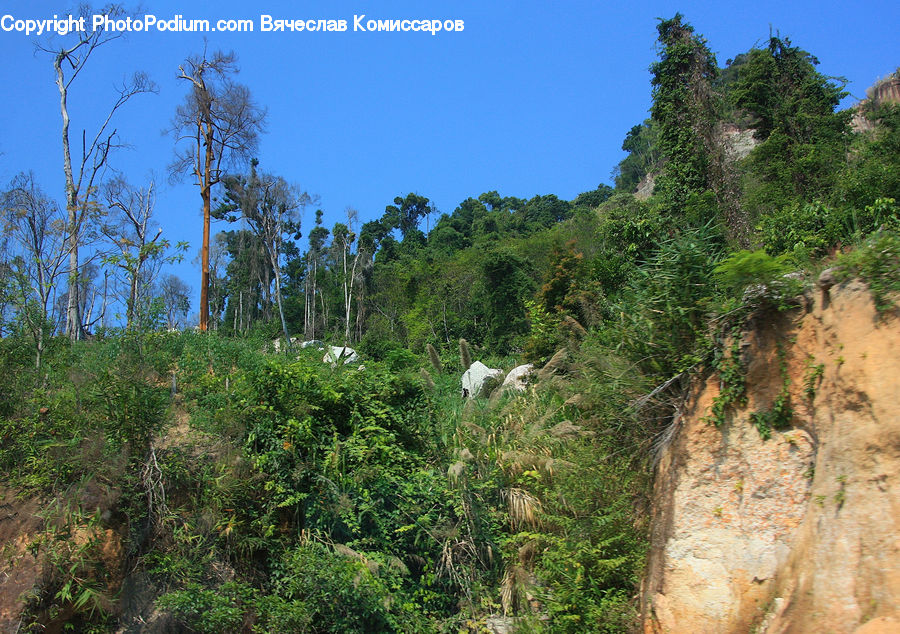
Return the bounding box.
[613,223,725,376]
[758,198,899,260]
[757,201,843,258]
[713,249,793,293]
[835,229,900,312]
[268,542,421,632]
[157,582,251,634]
[356,332,406,362]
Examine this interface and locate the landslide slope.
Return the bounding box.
[642,280,900,633]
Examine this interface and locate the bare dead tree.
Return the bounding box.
[333,208,363,343]
[39,4,157,340]
[168,49,266,332]
[253,174,306,347]
[79,262,109,332]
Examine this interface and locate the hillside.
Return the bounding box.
[1,13,899,634]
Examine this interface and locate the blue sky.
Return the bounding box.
[1,0,897,310]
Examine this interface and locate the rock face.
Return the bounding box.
[634,173,656,200]
[851,72,899,133]
[323,346,359,366]
[0,484,126,631]
[642,281,900,633]
[501,364,534,392]
[722,123,759,161]
[461,361,503,398]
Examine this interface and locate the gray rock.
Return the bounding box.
[461,360,503,398]
[485,616,517,634]
[271,336,299,353]
[501,364,534,392]
[817,267,837,291]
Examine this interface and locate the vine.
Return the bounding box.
[803,356,825,400]
[704,327,747,427]
[750,343,793,439]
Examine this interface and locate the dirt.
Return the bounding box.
[0,486,44,632]
[642,280,900,633]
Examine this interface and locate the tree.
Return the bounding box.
[158,274,191,330]
[169,50,266,332]
[383,193,433,244]
[332,208,363,342]
[221,228,269,334]
[0,233,12,337]
[101,178,186,329]
[218,160,309,344]
[1,173,69,368]
[304,210,330,339]
[481,249,533,353]
[730,35,850,211]
[614,120,660,192]
[40,4,156,340]
[208,232,229,330]
[649,14,749,241]
[351,219,387,338]
[650,14,720,209]
[76,262,109,331]
[519,194,572,230]
[834,99,900,210]
[573,184,615,209]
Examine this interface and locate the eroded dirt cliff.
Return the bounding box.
[642,280,899,633]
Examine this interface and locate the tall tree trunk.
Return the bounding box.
[342,244,350,342]
[270,251,291,351]
[56,53,82,341]
[310,258,317,339]
[199,123,213,331]
[304,276,310,339]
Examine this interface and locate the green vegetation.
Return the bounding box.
[803,357,825,400]
[1,14,898,633]
[833,224,900,311]
[704,332,748,428]
[750,344,794,440]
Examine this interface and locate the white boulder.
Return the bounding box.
[272,336,300,353]
[461,361,503,398]
[501,364,534,392]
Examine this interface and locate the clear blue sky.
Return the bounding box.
[1,0,897,310]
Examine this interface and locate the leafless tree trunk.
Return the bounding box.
[304,275,311,339]
[335,208,362,343]
[159,274,191,330]
[43,7,156,340]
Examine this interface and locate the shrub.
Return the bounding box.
[758,198,899,260]
[757,201,845,258]
[835,229,900,312]
[713,249,798,304]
